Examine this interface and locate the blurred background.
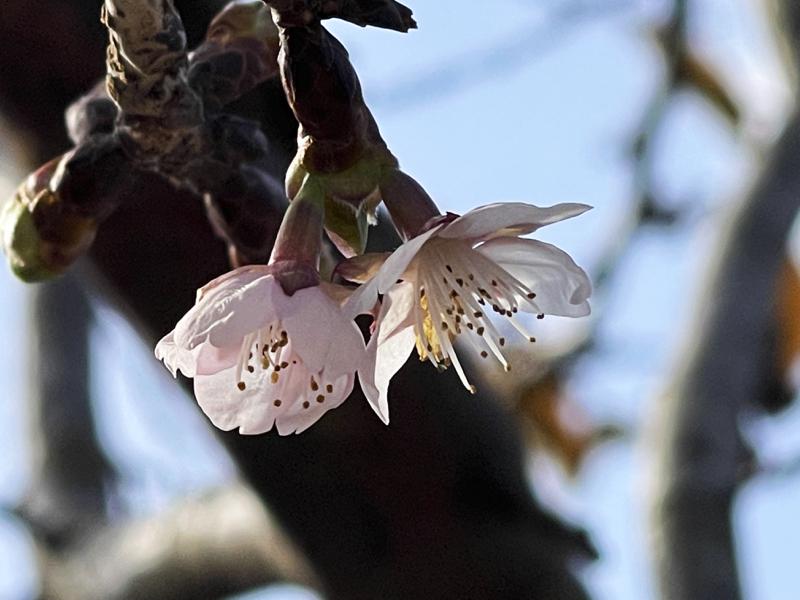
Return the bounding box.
[2,0,800,598]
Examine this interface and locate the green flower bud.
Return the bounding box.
[1,197,58,282]
[1,159,98,282]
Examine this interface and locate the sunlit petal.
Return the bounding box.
[439,202,591,242]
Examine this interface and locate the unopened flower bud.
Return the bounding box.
[1,157,98,282]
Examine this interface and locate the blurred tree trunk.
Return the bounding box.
[648,2,800,597]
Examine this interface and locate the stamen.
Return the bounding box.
[506,315,538,342]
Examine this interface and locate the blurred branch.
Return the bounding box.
[595,0,741,289]
[36,485,318,600]
[648,1,800,596]
[485,0,701,461]
[19,272,114,548]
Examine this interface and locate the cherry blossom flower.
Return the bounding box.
[342,202,592,422]
[156,263,367,434]
[155,182,371,435]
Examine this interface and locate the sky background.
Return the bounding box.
[2,0,800,598]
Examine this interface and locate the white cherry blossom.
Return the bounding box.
[343,202,592,423]
[156,264,367,435]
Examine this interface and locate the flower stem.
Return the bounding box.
[269,177,325,267]
[380,169,442,240]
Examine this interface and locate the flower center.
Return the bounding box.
[233,321,336,410]
[411,239,543,392]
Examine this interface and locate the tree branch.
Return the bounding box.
[36,485,318,600]
[19,272,114,548]
[648,2,800,595]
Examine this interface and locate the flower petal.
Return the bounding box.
[204,276,289,348]
[173,270,280,350]
[194,366,271,433]
[155,332,191,377]
[195,264,272,302]
[374,224,442,294]
[318,281,355,307]
[477,237,591,317]
[275,372,354,435]
[440,202,591,242]
[155,332,239,378]
[282,286,366,375]
[343,225,442,318]
[359,282,417,424]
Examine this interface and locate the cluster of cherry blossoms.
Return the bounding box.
[0,0,592,437]
[151,0,593,436]
[156,175,592,434]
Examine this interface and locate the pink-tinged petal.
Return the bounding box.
[194,355,318,435]
[282,286,366,375]
[195,264,272,302]
[439,202,591,242]
[336,252,391,284]
[359,282,417,424]
[194,366,265,432]
[155,332,192,377]
[203,276,284,348]
[155,332,239,378]
[477,237,592,317]
[235,364,304,435]
[174,272,279,350]
[194,343,241,375]
[275,373,354,435]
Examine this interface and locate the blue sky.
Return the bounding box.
[2,0,800,598]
